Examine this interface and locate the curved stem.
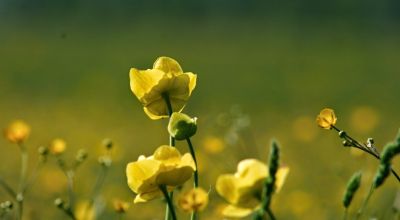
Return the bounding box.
[84,165,108,219]
[332,126,400,182]
[355,185,374,220]
[343,208,348,220]
[186,138,198,188]
[162,93,175,146]
[159,185,177,220]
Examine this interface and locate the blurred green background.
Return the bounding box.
[1,1,400,219]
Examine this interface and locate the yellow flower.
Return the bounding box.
[178,188,209,212]
[113,199,130,213]
[126,145,196,203]
[216,159,289,218]
[316,108,337,129]
[4,120,30,144]
[49,138,67,155]
[129,56,197,120]
[75,200,95,220]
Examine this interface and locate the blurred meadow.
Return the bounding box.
[1,1,400,219]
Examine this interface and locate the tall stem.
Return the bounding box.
[17,143,28,220]
[163,93,175,146]
[266,208,276,220]
[332,126,400,182]
[159,185,177,220]
[355,185,374,220]
[186,138,198,188]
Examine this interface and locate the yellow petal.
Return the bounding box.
[156,166,195,186]
[134,189,163,203]
[4,120,30,143]
[153,56,183,75]
[129,68,165,102]
[236,159,268,184]
[275,166,290,193]
[216,174,240,204]
[126,159,161,193]
[186,72,197,97]
[221,205,255,218]
[153,145,181,165]
[316,108,337,129]
[179,153,197,171]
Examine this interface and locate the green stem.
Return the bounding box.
[343,208,348,220]
[331,126,400,182]
[22,160,44,194]
[159,185,177,220]
[84,165,108,218]
[355,185,375,220]
[0,177,16,198]
[186,138,199,220]
[266,208,276,220]
[162,93,175,146]
[17,143,28,220]
[66,170,75,210]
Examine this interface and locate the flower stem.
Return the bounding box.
[331,125,400,182]
[159,185,177,220]
[343,208,348,220]
[17,143,28,220]
[84,165,108,219]
[355,185,375,220]
[162,93,175,146]
[266,208,276,220]
[0,177,16,198]
[186,138,198,188]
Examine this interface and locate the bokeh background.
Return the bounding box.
[1,1,400,219]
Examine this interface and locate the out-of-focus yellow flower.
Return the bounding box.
[4,120,30,144]
[216,159,289,218]
[49,138,66,155]
[126,145,196,203]
[202,136,225,154]
[129,56,197,120]
[178,188,209,212]
[350,106,379,134]
[113,199,130,213]
[316,108,337,129]
[75,201,95,220]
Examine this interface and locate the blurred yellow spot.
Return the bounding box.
[178,187,209,212]
[292,116,318,142]
[4,120,30,144]
[202,136,225,154]
[316,108,337,129]
[350,106,379,134]
[39,167,67,193]
[350,147,364,157]
[49,138,66,155]
[286,191,314,216]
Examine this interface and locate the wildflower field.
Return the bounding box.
[0,1,400,220]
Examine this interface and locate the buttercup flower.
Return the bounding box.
[4,120,30,144]
[316,108,337,129]
[216,159,289,218]
[129,56,197,120]
[49,138,67,155]
[178,188,209,212]
[126,145,196,203]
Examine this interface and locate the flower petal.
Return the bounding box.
[134,189,163,203]
[156,166,194,186]
[153,145,181,165]
[316,108,337,129]
[221,205,255,218]
[153,56,183,75]
[129,68,165,102]
[275,166,290,193]
[236,159,268,183]
[216,174,240,204]
[126,159,161,193]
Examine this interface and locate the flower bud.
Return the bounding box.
[49,138,67,155]
[4,120,30,144]
[0,201,13,211]
[316,108,337,129]
[38,146,49,156]
[76,149,88,162]
[54,198,64,208]
[343,171,362,208]
[102,138,113,150]
[168,113,197,140]
[98,156,112,167]
[178,188,209,212]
